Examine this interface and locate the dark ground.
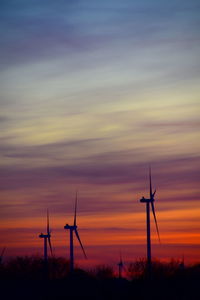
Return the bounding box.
[0,257,199,300]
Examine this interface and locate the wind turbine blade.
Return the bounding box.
[48,236,53,256]
[120,251,122,263]
[119,251,124,266]
[74,191,78,226]
[47,209,50,235]
[149,166,153,198]
[46,209,53,256]
[0,247,6,259]
[151,202,161,243]
[75,229,87,259]
[119,252,125,270]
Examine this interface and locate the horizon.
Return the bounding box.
[0,0,200,269]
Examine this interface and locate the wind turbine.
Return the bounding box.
[39,210,53,263]
[0,247,6,264]
[117,252,125,279]
[64,192,87,273]
[140,167,160,276]
[179,254,185,270]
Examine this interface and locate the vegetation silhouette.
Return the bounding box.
[0,255,199,299]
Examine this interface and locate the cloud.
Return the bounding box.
[0,137,106,159]
[0,0,200,264]
[0,148,199,190]
[1,0,199,71]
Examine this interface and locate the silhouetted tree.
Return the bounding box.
[90,264,114,279]
[48,256,70,279]
[1,256,200,300]
[127,258,147,279]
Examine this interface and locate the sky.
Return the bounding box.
[0,0,200,269]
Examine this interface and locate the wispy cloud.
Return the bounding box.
[0,0,200,263]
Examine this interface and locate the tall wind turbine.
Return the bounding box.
[39,210,53,263]
[64,192,87,273]
[140,167,160,276]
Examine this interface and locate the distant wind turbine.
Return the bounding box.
[64,192,87,273]
[117,252,125,279]
[179,254,185,270]
[39,209,53,263]
[0,247,6,264]
[140,167,160,276]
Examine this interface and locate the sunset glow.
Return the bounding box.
[0,0,200,269]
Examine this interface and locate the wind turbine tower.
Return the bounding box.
[64,192,87,273]
[140,167,160,276]
[39,210,53,263]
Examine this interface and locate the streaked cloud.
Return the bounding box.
[0,0,200,265]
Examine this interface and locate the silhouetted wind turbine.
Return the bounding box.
[140,167,160,276]
[179,254,185,270]
[64,192,87,273]
[39,210,53,263]
[117,252,125,279]
[0,247,6,264]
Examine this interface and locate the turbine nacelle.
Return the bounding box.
[140,197,154,203]
[118,261,123,267]
[64,224,77,230]
[39,233,50,238]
